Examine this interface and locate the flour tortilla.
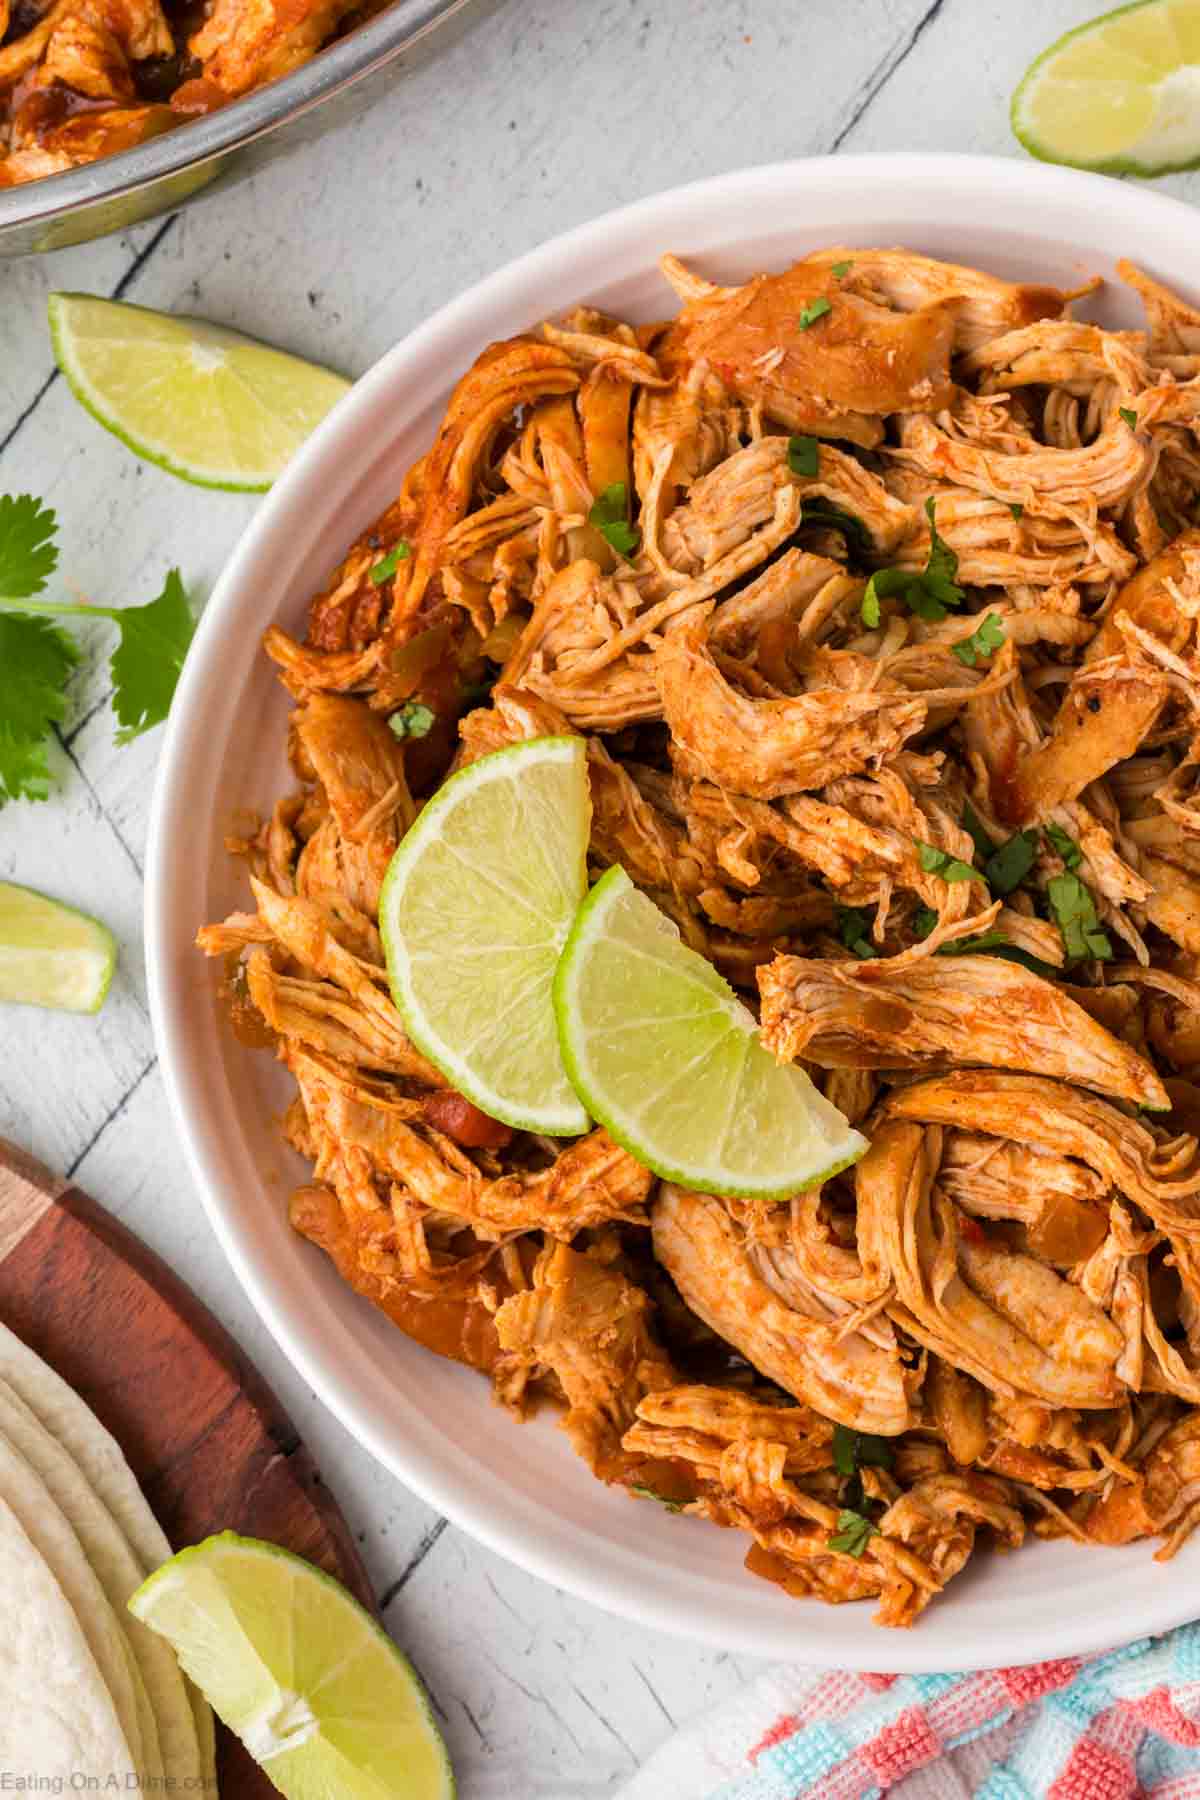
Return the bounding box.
[0,1462,141,1778]
[0,1373,202,1786]
[0,1320,217,1784]
[0,1492,136,1781]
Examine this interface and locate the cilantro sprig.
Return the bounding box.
[797,297,832,331]
[787,435,820,478]
[1047,873,1113,963]
[0,497,194,803]
[589,482,640,558]
[828,1508,877,1558]
[953,611,1005,669]
[369,541,410,585]
[862,499,964,627]
[388,701,435,740]
[835,905,877,960]
[916,841,986,887]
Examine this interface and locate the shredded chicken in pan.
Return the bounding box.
[201,246,1200,1626]
[0,0,375,185]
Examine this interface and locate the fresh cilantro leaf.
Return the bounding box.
[107,569,195,744]
[1119,407,1138,430]
[859,501,964,625]
[835,905,877,959]
[388,701,435,739]
[832,1424,894,1477]
[829,1508,877,1558]
[0,614,77,803]
[984,827,1039,896]
[0,495,58,601]
[957,941,1061,976]
[945,930,1010,955]
[1010,502,1024,521]
[797,297,832,330]
[917,841,985,886]
[589,482,641,557]
[831,260,853,279]
[1047,873,1113,963]
[800,500,870,555]
[787,434,820,478]
[961,800,995,864]
[913,905,938,939]
[1045,822,1082,871]
[923,498,963,605]
[631,1484,684,1513]
[369,541,411,585]
[952,611,1005,668]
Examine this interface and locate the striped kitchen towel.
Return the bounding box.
[617,1626,1200,1798]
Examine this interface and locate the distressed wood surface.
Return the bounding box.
[3,2,1199,1791]
[0,1139,374,1800]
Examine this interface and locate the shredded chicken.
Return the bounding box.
[200,244,1200,1628]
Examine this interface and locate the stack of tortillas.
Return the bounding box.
[0,1319,216,1788]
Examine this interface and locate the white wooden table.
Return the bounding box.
[3,3,1199,1791]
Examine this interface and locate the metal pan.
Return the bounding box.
[0,0,471,257]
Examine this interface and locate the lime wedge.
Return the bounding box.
[1013,1,1200,175]
[48,293,350,492]
[129,1533,453,1800]
[0,880,116,1013]
[380,735,591,1136]
[553,866,867,1198]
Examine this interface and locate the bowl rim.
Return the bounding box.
[0,0,467,236]
[147,152,1200,1667]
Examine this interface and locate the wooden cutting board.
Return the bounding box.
[0,1136,375,1799]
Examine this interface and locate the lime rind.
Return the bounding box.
[48,293,351,493]
[380,735,591,1136]
[0,879,116,1013]
[1012,0,1200,177]
[554,866,867,1200]
[129,1532,454,1800]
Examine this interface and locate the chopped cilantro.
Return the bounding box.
[797,297,833,330]
[828,1508,877,1559]
[832,1424,894,1477]
[831,260,853,279]
[913,905,938,939]
[860,500,964,626]
[1047,873,1113,963]
[589,482,641,557]
[388,701,435,739]
[631,1484,684,1513]
[801,500,871,555]
[961,800,995,864]
[952,611,1005,669]
[1045,822,1082,871]
[835,905,877,959]
[917,841,985,886]
[1010,502,1024,521]
[787,434,820,478]
[369,541,411,585]
[1119,407,1138,431]
[984,827,1039,897]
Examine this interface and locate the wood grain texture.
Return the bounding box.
[0,1136,374,1799]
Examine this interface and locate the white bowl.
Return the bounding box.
[147,153,1200,1669]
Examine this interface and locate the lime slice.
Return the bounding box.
[554,865,867,1198]
[48,293,351,492]
[380,735,591,1136]
[0,879,116,1013]
[129,1533,453,1800]
[1013,1,1200,175]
